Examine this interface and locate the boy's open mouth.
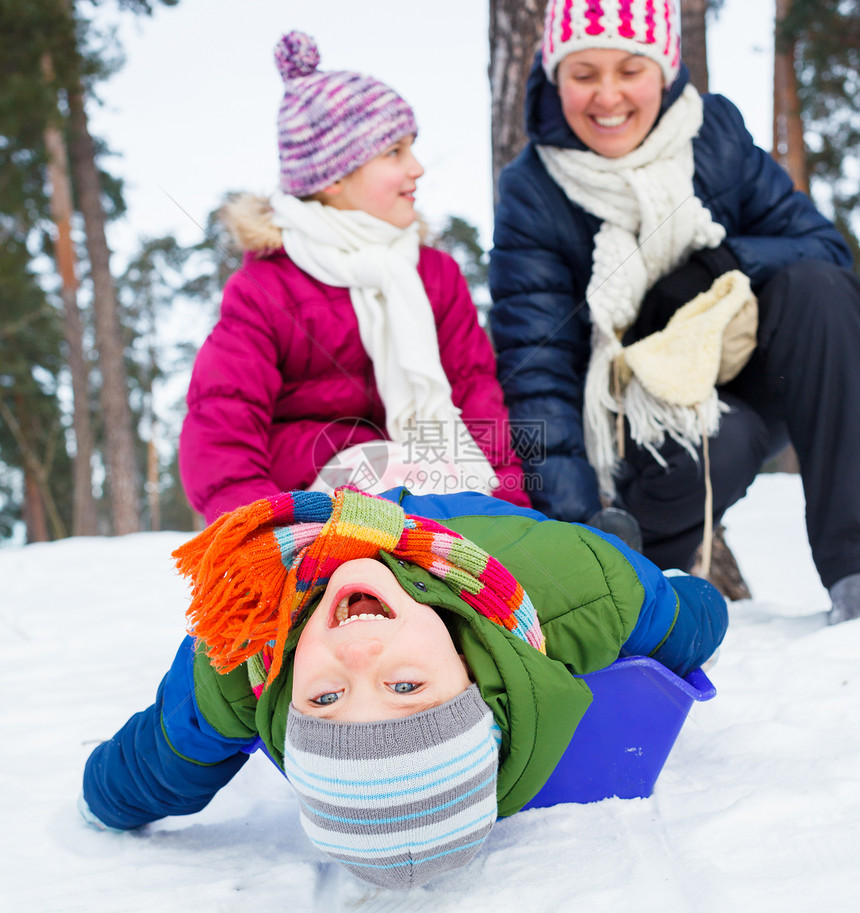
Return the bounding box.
[332,591,394,627]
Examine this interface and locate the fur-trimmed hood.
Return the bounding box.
[221,194,283,255]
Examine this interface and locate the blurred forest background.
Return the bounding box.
[1,0,858,544]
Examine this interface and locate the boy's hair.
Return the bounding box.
[274,31,418,197]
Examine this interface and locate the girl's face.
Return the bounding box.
[322,135,424,228]
[556,49,664,158]
[292,558,472,722]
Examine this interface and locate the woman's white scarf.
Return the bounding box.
[269,193,495,491]
[537,85,727,495]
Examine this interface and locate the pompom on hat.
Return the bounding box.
[274,31,418,198]
[542,0,682,86]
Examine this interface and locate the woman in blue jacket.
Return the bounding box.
[489,0,860,624]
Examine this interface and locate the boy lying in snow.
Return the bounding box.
[80,486,726,889]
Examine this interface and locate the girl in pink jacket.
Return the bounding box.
[179,31,528,523]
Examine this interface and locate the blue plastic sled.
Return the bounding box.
[245,655,716,809]
[522,656,716,810]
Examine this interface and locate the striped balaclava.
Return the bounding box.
[284,684,500,889]
[274,31,418,198]
[542,0,681,86]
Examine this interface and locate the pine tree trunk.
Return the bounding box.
[23,470,50,543]
[773,0,809,193]
[489,0,544,204]
[67,82,141,535]
[147,433,161,533]
[679,0,710,92]
[0,396,67,541]
[770,0,805,475]
[41,52,99,538]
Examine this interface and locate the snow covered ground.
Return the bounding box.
[2,473,858,912]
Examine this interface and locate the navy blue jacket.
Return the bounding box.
[489,59,852,522]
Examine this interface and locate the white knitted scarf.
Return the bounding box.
[269,193,495,489]
[537,85,727,494]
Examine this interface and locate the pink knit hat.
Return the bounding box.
[274,31,418,197]
[542,0,681,86]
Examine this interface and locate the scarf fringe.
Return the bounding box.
[624,381,726,464]
[173,498,293,676]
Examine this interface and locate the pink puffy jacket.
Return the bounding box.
[179,199,528,522]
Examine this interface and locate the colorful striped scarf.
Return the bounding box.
[173,486,545,688]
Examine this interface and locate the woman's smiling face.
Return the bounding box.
[291,558,472,722]
[556,48,664,158]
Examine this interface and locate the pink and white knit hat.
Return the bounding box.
[542,0,681,86]
[274,31,418,198]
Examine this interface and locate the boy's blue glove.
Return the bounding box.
[652,571,728,677]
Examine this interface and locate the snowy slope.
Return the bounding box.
[2,473,858,913]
